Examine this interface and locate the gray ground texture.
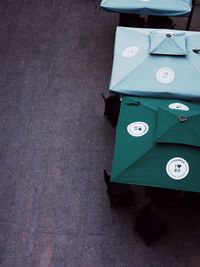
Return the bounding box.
[0,0,200,266]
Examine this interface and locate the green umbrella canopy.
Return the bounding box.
[111,96,200,192]
[155,106,200,147]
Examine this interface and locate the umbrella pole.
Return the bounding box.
[186,0,196,30]
[119,13,123,26]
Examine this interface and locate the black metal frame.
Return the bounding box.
[186,0,196,30]
[119,13,142,27]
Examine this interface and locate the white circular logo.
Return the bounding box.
[122,46,139,58]
[127,122,149,137]
[156,67,175,84]
[169,103,189,111]
[166,157,189,180]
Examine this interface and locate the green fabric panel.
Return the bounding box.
[112,100,156,179]
[155,107,200,147]
[113,144,200,192]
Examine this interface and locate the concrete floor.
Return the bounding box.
[0,1,200,266]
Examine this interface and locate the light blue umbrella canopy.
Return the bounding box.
[100,0,192,16]
[109,27,200,100]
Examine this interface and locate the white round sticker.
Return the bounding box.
[122,46,139,58]
[166,157,189,180]
[127,122,149,137]
[156,67,175,84]
[169,103,189,111]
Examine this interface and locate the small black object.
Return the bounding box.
[103,170,134,208]
[147,16,175,29]
[102,94,121,127]
[178,115,187,122]
[125,100,140,106]
[145,187,183,206]
[134,204,167,245]
[193,49,200,54]
[166,33,171,38]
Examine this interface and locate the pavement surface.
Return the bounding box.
[0,1,200,266]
